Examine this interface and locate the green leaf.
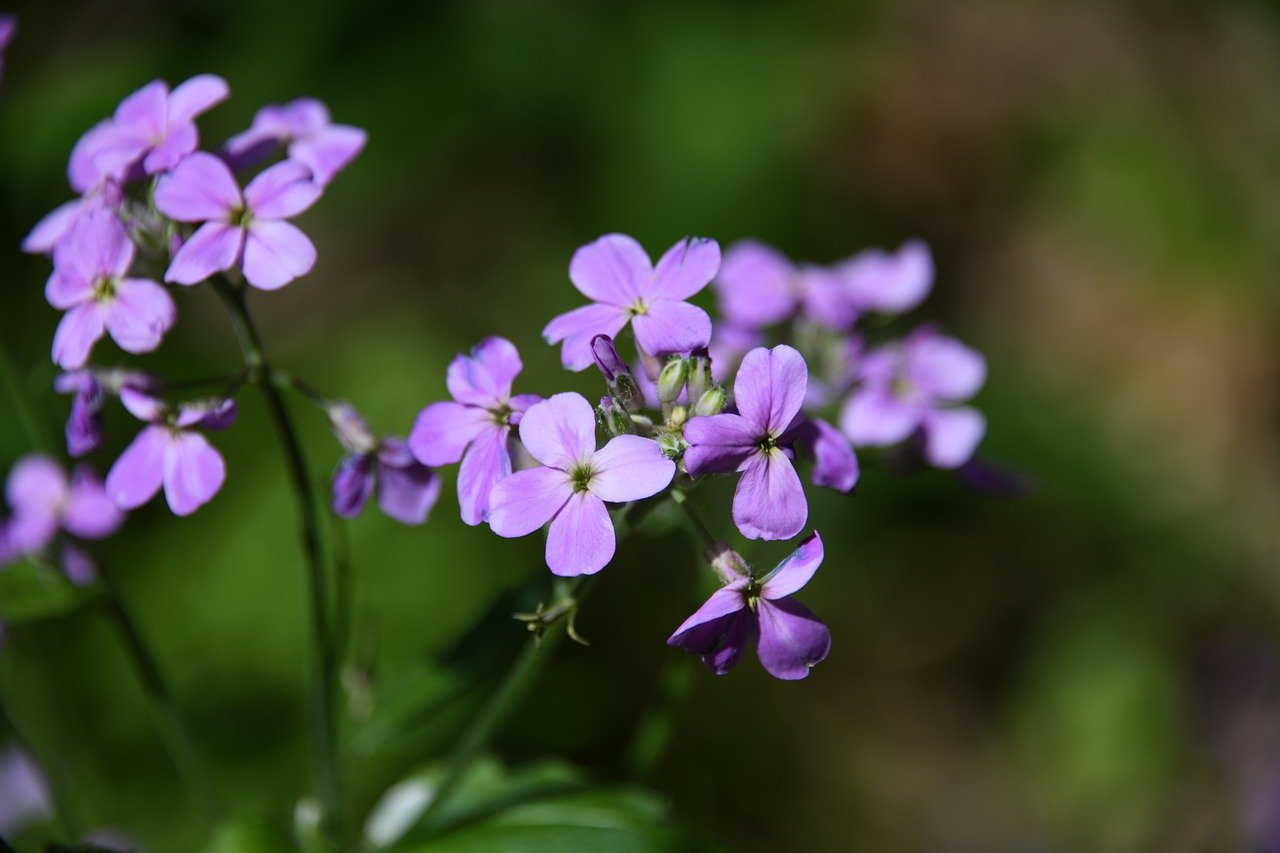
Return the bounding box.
[0,559,99,623]
[200,821,294,853]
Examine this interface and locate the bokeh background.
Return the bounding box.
[2,0,1279,850]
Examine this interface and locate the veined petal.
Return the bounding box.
[445,336,523,407]
[162,430,226,516]
[106,425,168,510]
[542,303,629,372]
[648,237,720,301]
[52,304,106,370]
[587,435,674,502]
[409,401,491,467]
[154,151,241,222]
[457,426,512,526]
[838,388,921,447]
[760,531,823,599]
[921,406,986,469]
[631,299,711,358]
[668,579,749,643]
[165,222,243,285]
[242,220,315,290]
[488,466,572,538]
[756,597,831,680]
[545,491,614,576]
[105,278,175,354]
[681,413,759,476]
[244,160,322,219]
[733,345,808,436]
[568,233,651,305]
[732,451,806,541]
[517,393,597,470]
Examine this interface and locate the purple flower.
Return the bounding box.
[668,532,831,680]
[713,240,858,331]
[0,746,52,836]
[409,337,541,526]
[839,327,986,469]
[83,74,229,182]
[222,98,367,186]
[543,234,720,370]
[22,180,123,256]
[839,239,933,315]
[684,345,809,541]
[155,152,322,290]
[796,417,859,493]
[487,392,675,576]
[54,369,157,458]
[105,389,235,516]
[0,15,15,86]
[328,402,441,525]
[45,208,175,369]
[2,454,123,558]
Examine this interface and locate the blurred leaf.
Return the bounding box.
[0,560,98,623]
[200,821,294,853]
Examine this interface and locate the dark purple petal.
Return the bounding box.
[956,456,1035,498]
[331,453,374,518]
[409,401,491,467]
[590,334,627,383]
[797,418,859,492]
[713,240,798,329]
[106,425,168,510]
[517,393,597,470]
[545,491,614,576]
[587,435,675,502]
[920,406,985,469]
[755,597,831,680]
[457,424,512,526]
[668,579,749,641]
[732,450,807,541]
[733,345,808,436]
[760,531,823,599]
[445,337,523,408]
[682,413,759,476]
[174,398,237,431]
[668,581,755,675]
[161,430,226,516]
[568,233,651,306]
[488,466,572,538]
[647,237,720,301]
[376,448,440,525]
[65,389,104,457]
[242,220,315,290]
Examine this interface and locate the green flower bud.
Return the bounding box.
[693,384,726,417]
[656,357,688,405]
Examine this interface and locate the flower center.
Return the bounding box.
[568,462,594,493]
[627,299,649,317]
[92,275,117,301]
[744,578,764,611]
[487,404,513,427]
[230,205,254,228]
[892,376,916,400]
[757,433,778,454]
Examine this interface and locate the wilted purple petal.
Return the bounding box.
[331,453,374,518]
[682,413,759,476]
[51,303,106,369]
[545,490,614,576]
[456,425,512,526]
[488,466,572,538]
[568,233,651,306]
[243,160,322,219]
[409,401,491,467]
[630,299,712,358]
[165,221,243,285]
[732,451,807,541]
[154,152,241,222]
[647,237,720,301]
[797,418,859,492]
[733,345,808,436]
[63,467,124,539]
[921,406,986,469]
[162,430,226,515]
[838,388,921,447]
[445,337,523,408]
[242,220,315,290]
[713,240,797,329]
[517,393,597,470]
[106,424,168,510]
[760,531,823,599]
[587,435,675,502]
[542,303,629,372]
[104,277,175,354]
[756,597,831,680]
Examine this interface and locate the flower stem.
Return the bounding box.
[211,278,344,841]
[99,563,222,824]
[669,489,717,549]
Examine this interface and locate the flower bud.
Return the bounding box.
[707,542,751,583]
[590,335,627,383]
[668,405,688,429]
[327,401,377,455]
[597,396,634,437]
[693,384,726,417]
[656,357,688,405]
[612,373,644,414]
[657,431,685,460]
[686,348,713,402]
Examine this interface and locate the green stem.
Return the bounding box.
[211,279,343,841]
[99,564,222,823]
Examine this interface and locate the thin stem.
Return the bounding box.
[669,490,717,549]
[211,278,344,842]
[99,564,222,823]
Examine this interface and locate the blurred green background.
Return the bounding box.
[2,0,1280,850]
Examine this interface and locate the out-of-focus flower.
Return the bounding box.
[669,532,831,680]
[54,369,157,458]
[45,209,175,369]
[796,417,859,493]
[544,234,719,370]
[223,97,366,186]
[488,392,675,575]
[712,240,858,331]
[156,152,321,290]
[2,454,122,558]
[0,15,16,86]
[684,345,809,540]
[105,389,235,516]
[410,337,541,526]
[838,238,933,315]
[0,746,52,836]
[328,402,440,524]
[839,326,986,469]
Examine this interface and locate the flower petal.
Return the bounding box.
[106,425,168,510]
[162,430,226,516]
[154,151,241,222]
[24,198,87,255]
[838,388,922,447]
[331,453,374,518]
[756,597,831,680]
[119,387,165,423]
[376,446,440,525]
[113,79,168,139]
[45,270,92,310]
[648,237,720,301]
[516,393,597,470]
[733,345,808,436]
[105,278,176,354]
[167,74,229,125]
[63,467,124,540]
[244,160,322,219]
[445,336,523,408]
[713,240,798,329]
[545,491,614,576]
[668,579,750,643]
[242,220,315,290]
[165,222,244,285]
[143,121,197,174]
[921,406,986,469]
[5,455,67,517]
[798,265,857,330]
[682,413,759,476]
[488,466,572,538]
[290,125,366,186]
[631,299,712,359]
[905,332,986,403]
[843,239,933,315]
[587,435,675,503]
[457,425,512,526]
[568,233,651,305]
[409,401,491,467]
[52,303,106,370]
[760,531,823,599]
[541,303,629,372]
[796,418,859,493]
[732,450,806,541]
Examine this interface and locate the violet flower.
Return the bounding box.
[155,152,322,290]
[839,326,987,469]
[684,344,809,541]
[328,402,440,525]
[668,532,831,680]
[544,234,720,371]
[45,208,175,369]
[839,238,933,315]
[0,746,52,836]
[796,417,859,493]
[713,240,858,331]
[409,337,541,526]
[488,392,675,576]
[106,389,235,516]
[53,368,156,458]
[2,454,122,558]
[223,97,366,186]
